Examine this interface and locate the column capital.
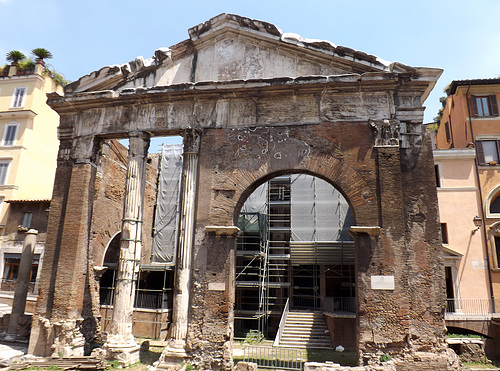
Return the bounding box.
[182,129,202,154]
[369,119,400,148]
[71,135,100,165]
[128,131,150,157]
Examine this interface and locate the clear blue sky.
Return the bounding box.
[1,0,499,151]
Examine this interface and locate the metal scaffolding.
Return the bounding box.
[234,174,355,338]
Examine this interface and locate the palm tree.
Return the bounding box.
[31,48,53,62]
[6,50,26,65]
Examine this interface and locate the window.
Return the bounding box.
[441,223,449,244]
[495,237,500,269]
[471,95,499,117]
[0,161,10,185]
[21,212,33,228]
[444,122,451,142]
[2,123,18,146]
[10,87,27,108]
[476,140,500,165]
[491,196,500,214]
[2,254,39,286]
[434,164,441,187]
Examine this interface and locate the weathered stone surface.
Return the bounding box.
[31,13,451,371]
[234,361,258,371]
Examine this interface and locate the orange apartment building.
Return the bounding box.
[434,78,500,357]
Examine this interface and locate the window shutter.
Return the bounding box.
[444,122,451,142]
[471,95,478,116]
[490,95,499,116]
[476,140,486,164]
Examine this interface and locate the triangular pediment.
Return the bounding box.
[188,14,406,77]
[65,13,419,94]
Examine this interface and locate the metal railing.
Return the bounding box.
[244,346,303,371]
[445,298,500,318]
[273,298,290,347]
[1,280,37,294]
[323,296,356,314]
[100,287,173,309]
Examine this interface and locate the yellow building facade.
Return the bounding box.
[0,61,62,293]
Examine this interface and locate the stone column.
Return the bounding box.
[161,130,201,362]
[104,132,150,366]
[6,229,38,340]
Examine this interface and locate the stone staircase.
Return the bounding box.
[276,310,333,349]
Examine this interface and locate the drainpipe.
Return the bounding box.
[466,84,496,312]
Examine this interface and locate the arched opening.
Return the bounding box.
[99,232,174,332]
[234,173,355,346]
[99,232,121,306]
[490,194,500,214]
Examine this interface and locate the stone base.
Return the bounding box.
[4,333,17,342]
[154,340,190,370]
[391,350,463,371]
[104,334,140,367]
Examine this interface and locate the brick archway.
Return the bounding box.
[29,13,450,370]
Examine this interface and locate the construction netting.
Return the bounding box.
[151,144,183,263]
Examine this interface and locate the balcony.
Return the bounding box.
[445,298,500,320]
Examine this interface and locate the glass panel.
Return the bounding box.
[481,97,490,116]
[3,265,11,280]
[4,125,16,146]
[495,237,500,268]
[491,196,500,214]
[21,212,33,228]
[476,97,484,116]
[0,163,9,185]
[482,140,499,163]
[12,88,26,108]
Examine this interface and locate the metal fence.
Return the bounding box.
[323,296,356,314]
[445,298,500,317]
[1,280,36,294]
[100,287,172,309]
[244,346,303,371]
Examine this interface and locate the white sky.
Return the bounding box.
[1,0,499,150]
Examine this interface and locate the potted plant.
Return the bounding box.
[6,50,26,65]
[31,48,53,66]
[18,225,29,233]
[0,64,8,76]
[17,59,35,75]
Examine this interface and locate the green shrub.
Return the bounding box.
[380,354,391,362]
[244,330,264,344]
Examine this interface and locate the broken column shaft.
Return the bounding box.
[6,229,38,340]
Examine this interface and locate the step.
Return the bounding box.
[281,332,331,338]
[282,330,329,336]
[277,310,333,349]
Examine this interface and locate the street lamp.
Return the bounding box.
[473,215,482,233]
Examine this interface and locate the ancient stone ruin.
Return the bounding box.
[27,13,457,370]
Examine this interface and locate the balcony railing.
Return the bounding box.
[323,296,356,314]
[100,287,173,310]
[1,280,37,294]
[445,298,500,319]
